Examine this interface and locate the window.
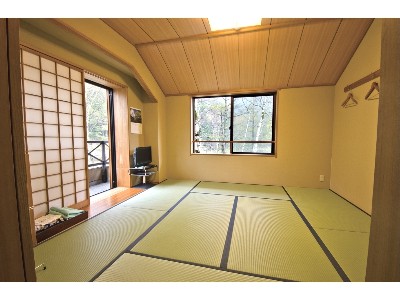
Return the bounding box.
[85,80,117,196]
[192,93,276,155]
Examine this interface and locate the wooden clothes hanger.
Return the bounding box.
[342,92,358,108]
[365,81,380,100]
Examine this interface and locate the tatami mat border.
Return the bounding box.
[201,180,281,187]
[85,181,362,282]
[282,187,350,282]
[190,191,291,201]
[89,181,201,281]
[220,196,239,269]
[129,251,294,282]
[329,189,371,216]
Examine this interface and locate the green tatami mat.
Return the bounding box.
[95,254,272,282]
[228,197,342,282]
[192,181,290,200]
[34,206,164,282]
[121,179,200,211]
[284,187,371,232]
[132,193,234,267]
[316,228,369,282]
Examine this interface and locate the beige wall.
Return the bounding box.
[330,19,381,214]
[157,96,168,181]
[141,96,168,182]
[166,86,334,188]
[142,102,160,182]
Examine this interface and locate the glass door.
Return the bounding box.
[85,80,117,197]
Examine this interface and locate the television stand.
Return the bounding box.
[129,164,158,186]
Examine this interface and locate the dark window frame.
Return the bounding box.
[85,79,118,189]
[192,92,277,156]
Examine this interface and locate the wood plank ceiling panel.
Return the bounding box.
[133,18,179,41]
[101,18,153,45]
[167,18,208,37]
[288,19,342,87]
[182,38,218,93]
[239,30,270,89]
[314,18,374,85]
[271,18,306,25]
[202,18,211,33]
[263,25,304,89]
[261,18,272,25]
[99,18,372,96]
[209,35,240,91]
[137,44,179,95]
[157,41,198,94]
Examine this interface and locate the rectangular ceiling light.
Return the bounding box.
[208,17,262,31]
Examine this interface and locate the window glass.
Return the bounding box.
[193,93,276,155]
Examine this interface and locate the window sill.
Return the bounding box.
[190,152,277,157]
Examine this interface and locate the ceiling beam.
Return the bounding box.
[49,18,164,103]
[135,18,342,47]
[166,87,278,97]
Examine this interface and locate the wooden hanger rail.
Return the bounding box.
[344,69,380,93]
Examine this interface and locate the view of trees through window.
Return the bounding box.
[193,94,275,154]
[85,82,110,166]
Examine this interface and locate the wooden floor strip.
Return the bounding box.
[82,188,145,218]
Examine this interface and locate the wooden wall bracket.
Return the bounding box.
[344,69,380,92]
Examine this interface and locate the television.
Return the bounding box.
[133,146,152,167]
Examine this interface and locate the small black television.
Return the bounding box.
[133,146,152,167]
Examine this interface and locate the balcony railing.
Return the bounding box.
[87,140,109,182]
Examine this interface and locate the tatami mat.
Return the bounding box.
[95,254,272,282]
[228,197,342,282]
[34,206,164,282]
[192,181,290,200]
[120,179,200,211]
[316,228,369,282]
[35,179,370,282]
[132,193,234,267]
[284,187,371,232]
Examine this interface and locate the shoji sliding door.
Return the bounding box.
[21,48,89,219]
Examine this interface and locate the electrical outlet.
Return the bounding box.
[319,175,325,182]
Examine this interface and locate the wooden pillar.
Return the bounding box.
[0,18,36,281]
[114,87,130,187]
[366,19,400,281]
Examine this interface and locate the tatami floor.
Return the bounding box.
[33,179,371,282]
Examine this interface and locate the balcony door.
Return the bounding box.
[85,80,117,197]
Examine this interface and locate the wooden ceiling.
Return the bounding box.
[101,18,373,96]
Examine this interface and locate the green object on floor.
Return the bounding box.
[192,181,290,200]
[49,207,84,219]
[284,187,371,232]
[34,180,370,282]
[34,179,200,282]
[132,193,234,267]
[95,254,273,282]
[35,207,164,282]
[315,228,369,282]
[228,197,342,282]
